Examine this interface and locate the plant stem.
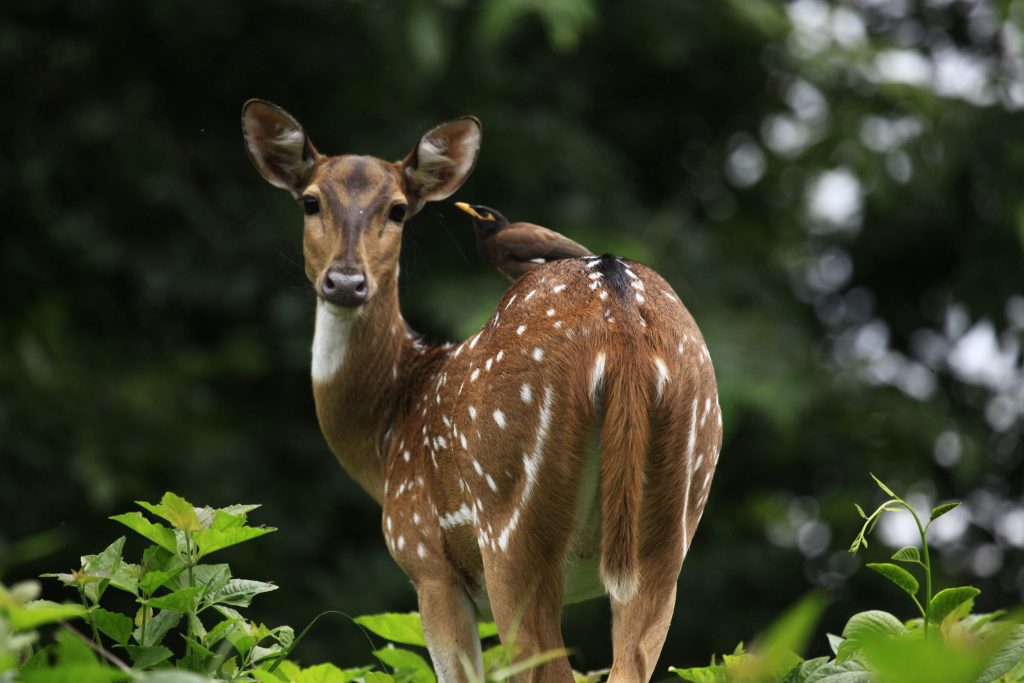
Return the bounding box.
[60,621,133,673]
[77,586,102,648]
[894,499,932,637]
[184,533,195,661]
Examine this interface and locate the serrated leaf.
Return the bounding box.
[80,537,127,602]
[144,586,202,613]
[374,645,437,683]
[133,609,182,647]
[126,644,173,669]
[975,625,1024,683]
[929,502,961,523]
[194,524,276,559]
[208,578,278,607]
[890,546,921,564]
[928,586,981,624]
[110,512,177,553]
[355,612,427,647]
[866,563,919,598]
[173,563,231,596]
[92,607,133,646]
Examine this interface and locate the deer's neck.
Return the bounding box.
[310,280,441,505]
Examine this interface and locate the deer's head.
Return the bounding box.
[242,100,481,312]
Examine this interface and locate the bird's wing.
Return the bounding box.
[498,224,593,262]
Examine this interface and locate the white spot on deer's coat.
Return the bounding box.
[654,356,670,403]
[440,503,472,529]
[496,350,505,362]
[532,347,544,362]
[403,450,411,462]
[525,289,537,301]
[460,434,468,449]
[471,368,480,382]
[695,453,704,470]
[468,406,477,420]
[473,459,483,476]
[497,387,554,553]
[417,543,427,559]
[516,325,526,335]
[553,284,566,293]
[493,409,506,429]
[413,512,421,525]
[311,300,354,382]
[468,332,482,349]
[701,397,711,427]
[397,535,406,551]
[520,383,533,403]
[599,290,609,301]
[485,357,493,371]
[590,352,606,405]
[386,516,392,531]
[486,474,498,493]
[682,398,698,556]
[636,293,645,304]
[505,294,517,310]
[546,308,555,316]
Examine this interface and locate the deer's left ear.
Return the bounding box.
[401,116,482,214]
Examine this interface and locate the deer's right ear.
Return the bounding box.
[242,99,320,197]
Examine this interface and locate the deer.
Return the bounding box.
[241,99,723,683]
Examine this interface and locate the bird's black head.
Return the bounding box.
[455,202,509,237]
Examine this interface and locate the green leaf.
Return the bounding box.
[929,502,961,523]
[853,504,867,519]
[8,599,88,630]
[173,563,231,597]
[271,661,372,683]
[144,586,202,613]
[890,546,921,564]
[374,645,437,683]
[976,625,1024,683]
[836,611,905,662]
[133,672,214,683]
[226,620,259,655]
[365,673,396,683]
[126,644,173,669]
[193,524,276,559]
[477,620,499,639]
[870,473,896,497]
[866,563,919,598]
[785,660,871,682]
[160,492,203,532]
[92,607,133,646]
[354,612,427,647]
[133,609,181,647]
[80,537,128,602]
[110,513,177,553]
[928,586,981,624]
[208,578,278,607]
[669,664,728,682]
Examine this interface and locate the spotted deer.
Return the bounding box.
[242,99,723,683]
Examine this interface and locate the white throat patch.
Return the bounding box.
[311,299,358,382]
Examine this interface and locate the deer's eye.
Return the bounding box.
[302,196,320,215]
[388,203,408,223]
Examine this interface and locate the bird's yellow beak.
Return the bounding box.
[455,202,486,220]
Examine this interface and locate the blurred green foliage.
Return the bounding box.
[2,0,1023,676]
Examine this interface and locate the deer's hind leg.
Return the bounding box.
[608,391,715,683]
[415,574,484,683]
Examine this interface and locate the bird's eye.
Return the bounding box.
[302,196,320,215]
[388,203,408,223]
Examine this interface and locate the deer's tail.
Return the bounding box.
[598,352,654,604]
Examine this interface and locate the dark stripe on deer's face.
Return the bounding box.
[318,156,400,255]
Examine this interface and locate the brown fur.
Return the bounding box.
[242,100,723,682]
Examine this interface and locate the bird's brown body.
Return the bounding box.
[455,203,592,281]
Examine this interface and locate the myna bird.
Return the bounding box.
[455,202,593,281]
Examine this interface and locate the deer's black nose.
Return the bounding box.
[321,266,369,307]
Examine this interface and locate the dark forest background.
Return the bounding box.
[2,0,1023,675]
